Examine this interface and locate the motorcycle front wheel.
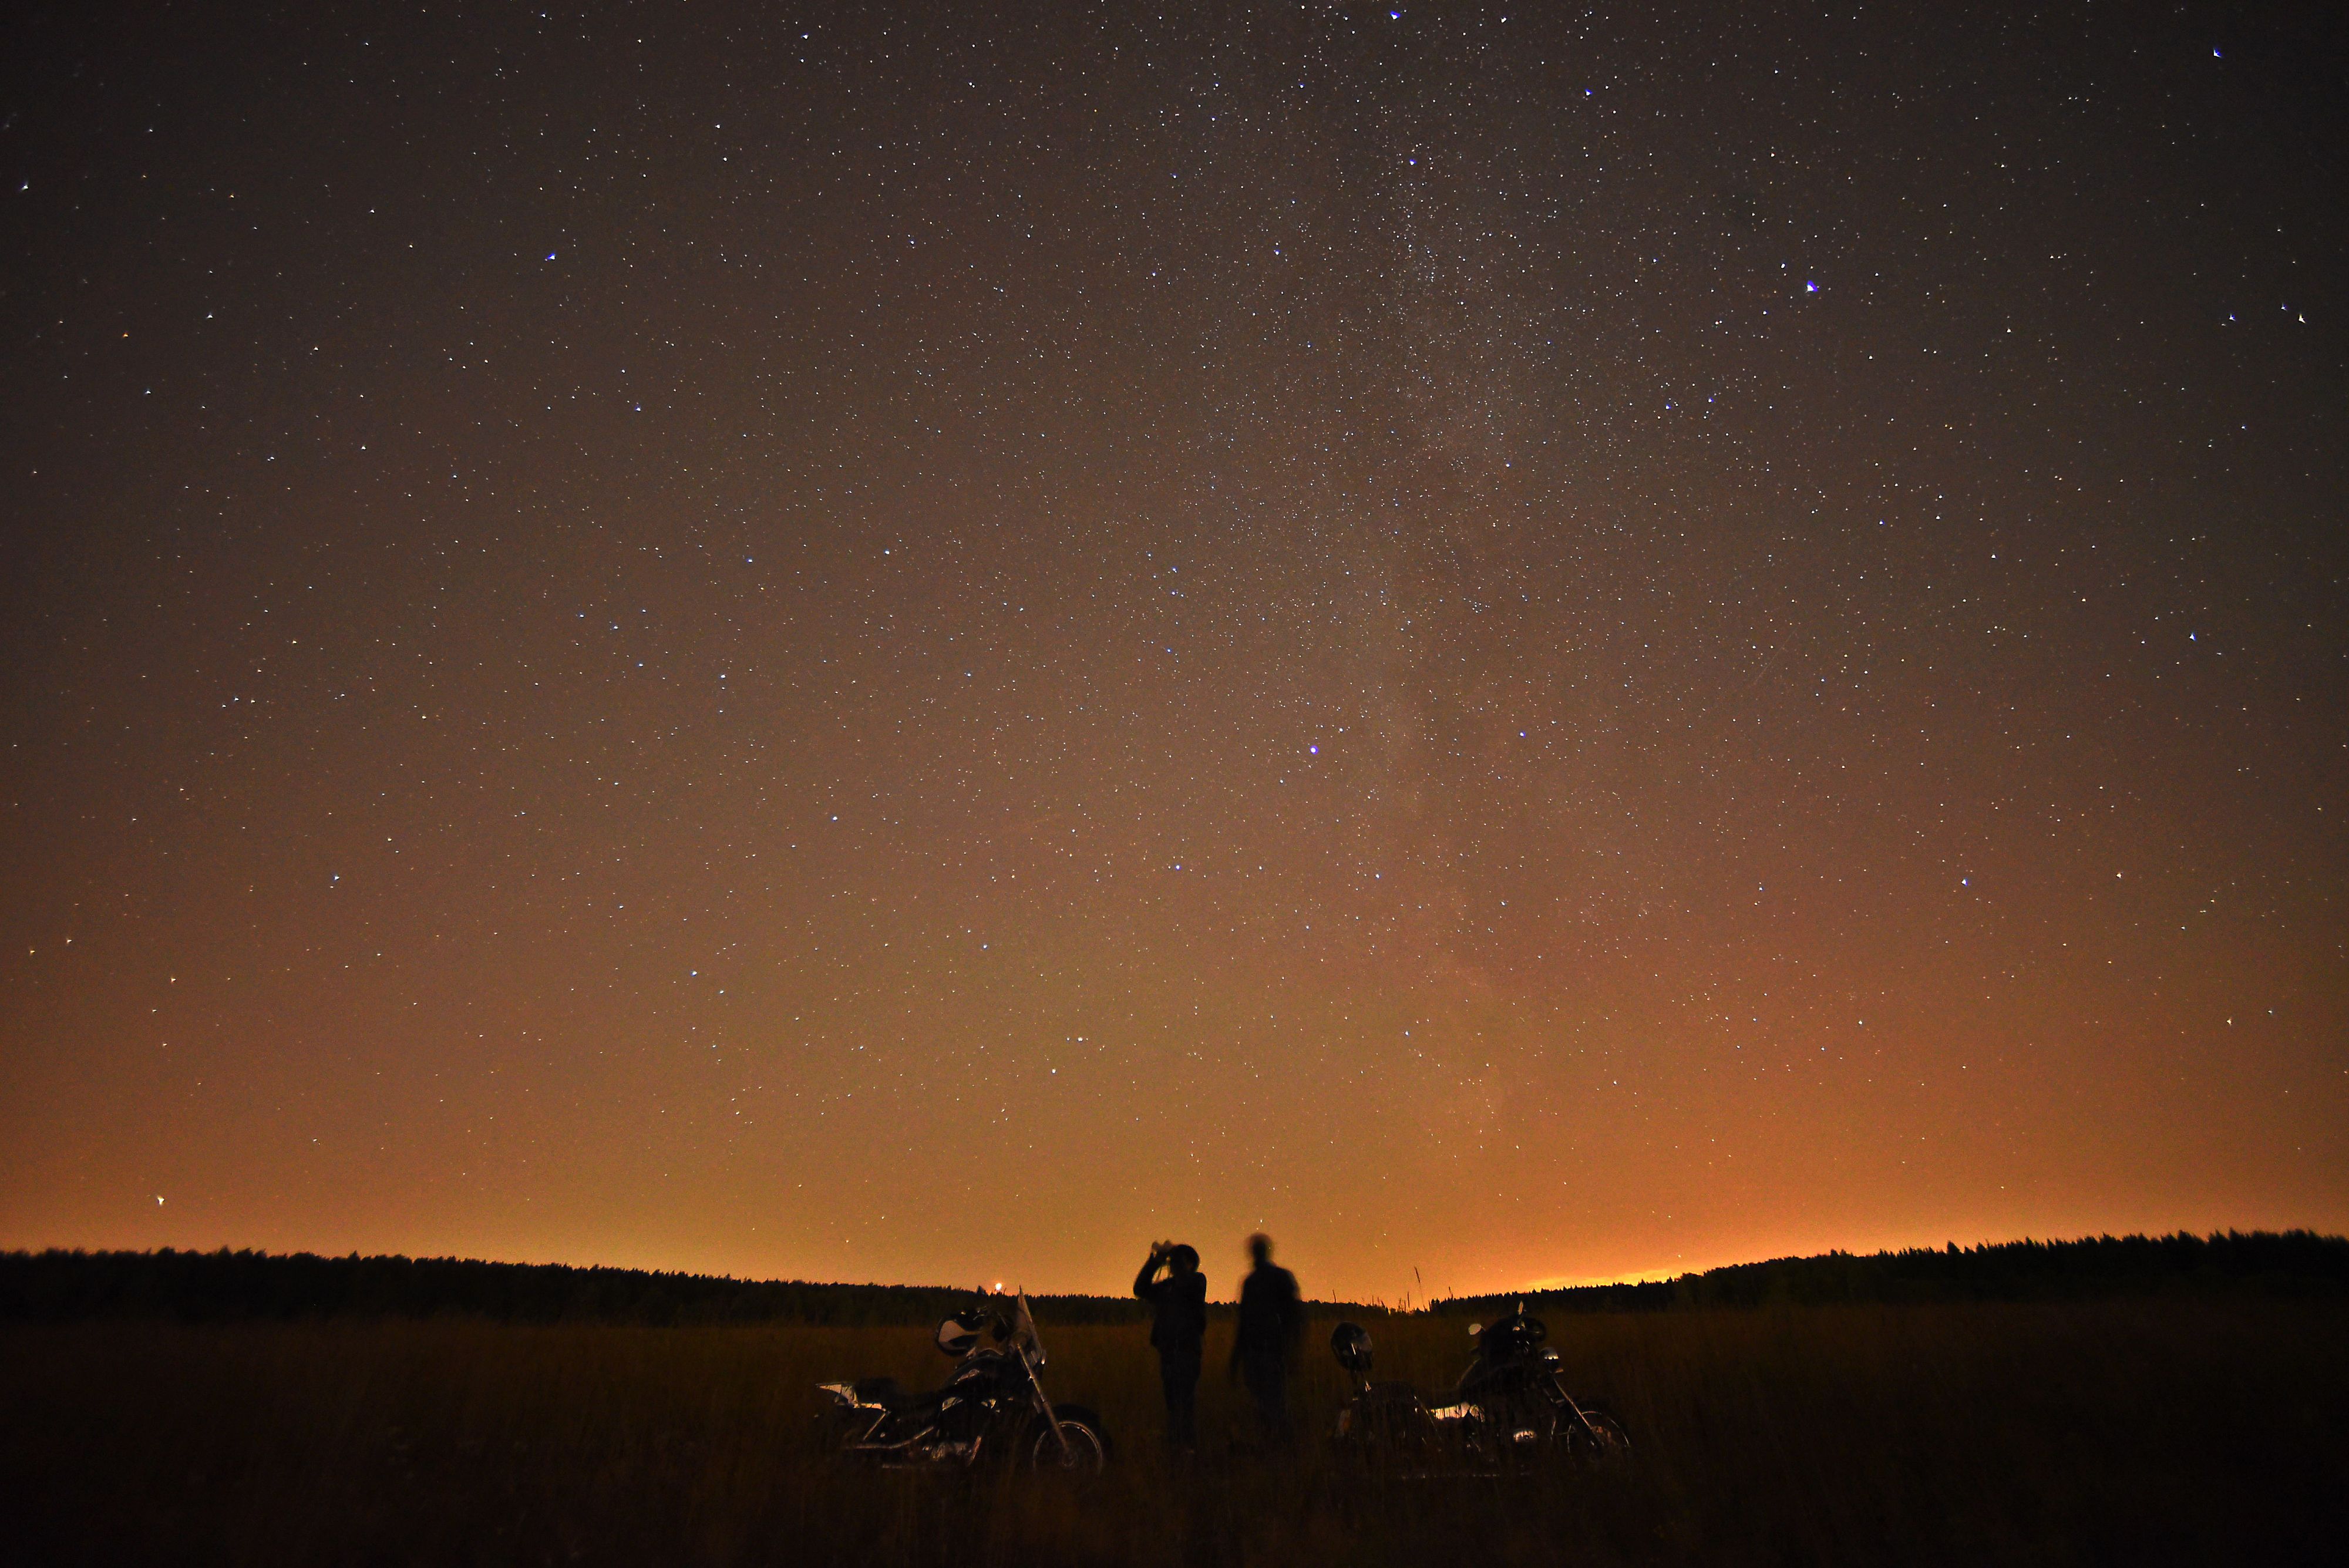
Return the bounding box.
[1567,1408,1631,1467]
[1026,1405,1110,1474]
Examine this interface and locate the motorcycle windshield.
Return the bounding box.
[1011,1293,1046,1367]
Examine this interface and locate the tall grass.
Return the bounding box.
[5,1299,2341,1565]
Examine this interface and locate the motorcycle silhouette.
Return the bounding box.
[817,1292,1112,1473]
[1328,1305,1629,1473]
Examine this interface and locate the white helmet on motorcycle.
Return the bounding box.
[935,1310,988,1357]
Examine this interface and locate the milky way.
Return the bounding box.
[3,2,2343,1299]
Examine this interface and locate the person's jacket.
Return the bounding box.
[1233,1263,1302,1364]
[1134,1258,1208,1353]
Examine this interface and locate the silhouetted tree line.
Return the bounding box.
[1431,1231,2349,1320]
[0,1249,1149,1328]
[7,1231,2340,1327]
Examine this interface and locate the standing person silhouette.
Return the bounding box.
[1229,1233,1303,1446]
[1133,1240,1207,1454]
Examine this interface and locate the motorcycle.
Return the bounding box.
[817,1291,1112,1474]
[1328,1305,1629,1473]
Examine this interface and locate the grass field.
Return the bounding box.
[5,1298,2343,1566]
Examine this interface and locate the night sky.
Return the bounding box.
[4,2,2343,1302]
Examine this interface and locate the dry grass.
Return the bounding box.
[4,1298,2342,1566]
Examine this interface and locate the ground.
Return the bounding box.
[5,1299,2342,1566]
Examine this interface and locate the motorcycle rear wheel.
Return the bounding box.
[1334,1389,1446,1476]
[1027,1405,1110,1474]
[815,1404,886,1458]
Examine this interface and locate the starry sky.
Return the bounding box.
[2,2,2343,1302]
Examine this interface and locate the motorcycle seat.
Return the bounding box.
[854,1377,958,1416]
[1368,1380,1426,1406]
[852,1377,916,1411]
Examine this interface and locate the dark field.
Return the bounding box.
[6,1300,2343,1567]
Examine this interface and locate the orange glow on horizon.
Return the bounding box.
[1,4,2341,1301]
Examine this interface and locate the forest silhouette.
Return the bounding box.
[5,1229,2341,1326]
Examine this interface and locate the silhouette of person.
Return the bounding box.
[1133,1240,1207,1452]
[1229,1233,1303,1445]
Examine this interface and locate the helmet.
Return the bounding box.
[1330,1321,1374,1374]
[935,1310,990,1357]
